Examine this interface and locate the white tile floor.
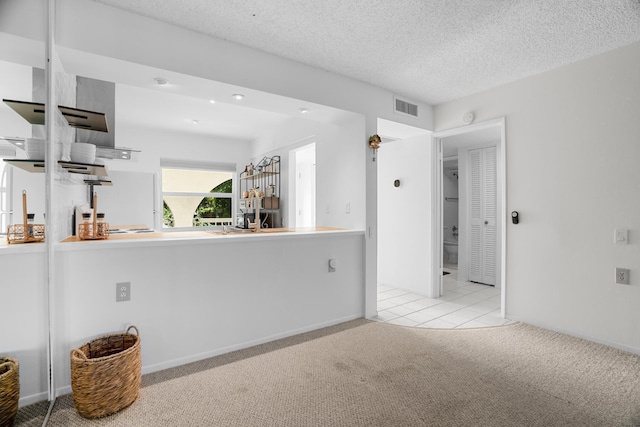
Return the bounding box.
[375,269,514,329]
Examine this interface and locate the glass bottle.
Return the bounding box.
[27,213,35,238]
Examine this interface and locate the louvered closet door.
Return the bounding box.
[468,146,497,285]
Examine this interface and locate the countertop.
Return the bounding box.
[57,226,362,251]
[60,226,346,243]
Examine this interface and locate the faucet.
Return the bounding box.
[248,187,261,232]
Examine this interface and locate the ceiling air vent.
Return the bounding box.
[394,97,418,117]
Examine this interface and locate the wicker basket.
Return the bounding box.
[0,357,19,427]
[70,326,141,419]
[6,223,45,244]
[78,222,109,240]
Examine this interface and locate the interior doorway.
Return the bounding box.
[290,142,316,227]
[432,118,506,317]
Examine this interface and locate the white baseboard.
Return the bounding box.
[141,313,363,376]
[19,391,49,408]
[507,315,640,355]
[55,313,364,397]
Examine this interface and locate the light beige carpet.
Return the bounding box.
[42,319,640,426]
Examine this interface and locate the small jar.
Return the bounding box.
[96,213,107,236]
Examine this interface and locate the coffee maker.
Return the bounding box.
[236,212,274,229]
[236,212,254,229]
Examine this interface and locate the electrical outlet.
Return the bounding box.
[615,268,630,285]
[116,282,131,301]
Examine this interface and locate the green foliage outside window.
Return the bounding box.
[163,201,174,227]
[193,179,233,225]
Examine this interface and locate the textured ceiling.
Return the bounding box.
[91,0,640,105]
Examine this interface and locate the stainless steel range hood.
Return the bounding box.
[75,76,136,160]
[75,76,114,144]
[3,72,138,160]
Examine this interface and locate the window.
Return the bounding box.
[161,161,235,229]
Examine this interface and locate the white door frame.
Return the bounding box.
[431,118,507,317]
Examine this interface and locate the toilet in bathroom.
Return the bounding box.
[443,226,459,263]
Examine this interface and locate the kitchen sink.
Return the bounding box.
[207,227,291,235]
[108,228,155,234]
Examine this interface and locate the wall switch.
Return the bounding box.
[615,229,628,245]
[116,282,131,301]
[345,202,350,214]
[325,204,330,214]
[328,258,337,272]
[615,268,630,285]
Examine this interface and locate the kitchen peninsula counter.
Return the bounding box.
[53,225,365,392]
[58,227,361,250]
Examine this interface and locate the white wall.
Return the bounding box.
[253,116,366,230]
[435,41,640,353]
[53,232,364,394]
[377,134,433,296]
[105,126,251,176]
[0,249,48,405]
[53,0,434,318]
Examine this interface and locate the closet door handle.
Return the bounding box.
[484,220,488,225]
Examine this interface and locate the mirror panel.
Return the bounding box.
[0,0,51,421]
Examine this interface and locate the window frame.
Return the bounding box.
[160,159,236,231]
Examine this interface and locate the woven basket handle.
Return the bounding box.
[0,361,14,372]
[71,348,88,361]
[127,325,139,336]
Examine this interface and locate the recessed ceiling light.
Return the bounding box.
[232,94,245,100]
[15,141,24,146]
[299,107,310,114]
[191,119,199,124]
[209,99,216,104]
[154,77,169,85]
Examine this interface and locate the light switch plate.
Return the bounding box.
[615,229,628,245]
[615,268,630,285]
